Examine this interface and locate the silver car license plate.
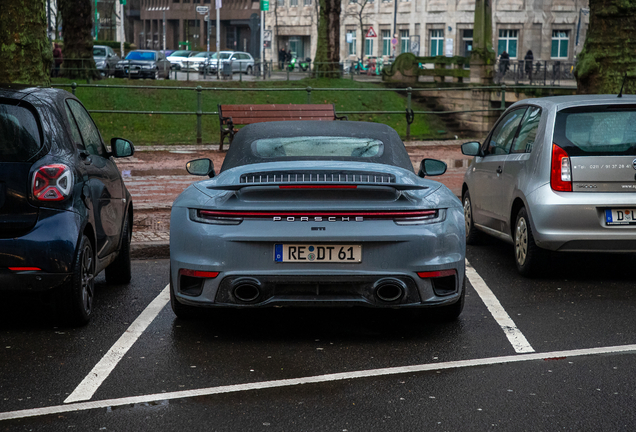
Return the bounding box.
[605,209,636,225]
[275,244,361,263]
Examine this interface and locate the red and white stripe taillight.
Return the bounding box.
[32,164,73,201]
[550,144,572,192]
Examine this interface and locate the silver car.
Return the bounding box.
[93,45,120,77]
[461,95,636,276]
[169,121,466,320]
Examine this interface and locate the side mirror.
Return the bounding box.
[110,138,135,158]
[418,158,447,177]
[186,158,215,177]
[461,141,481,157]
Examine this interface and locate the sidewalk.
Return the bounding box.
[124,139,472,258]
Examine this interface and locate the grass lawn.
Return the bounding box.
[51,77,449,145]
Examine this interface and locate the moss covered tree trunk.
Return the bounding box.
[313,0,341,78]
[575,0,636,94]
[59,0,100,80]
[0,0,52,85]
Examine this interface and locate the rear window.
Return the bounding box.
[0,103,42,162]
[252,136,384,158]
[555,106,636,156]
[126,51,156,61]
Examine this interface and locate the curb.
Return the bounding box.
[131,241,170,259]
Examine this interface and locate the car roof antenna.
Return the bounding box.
[618,73,628,98]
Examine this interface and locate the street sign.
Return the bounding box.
[196,5,209,14]
[260,0,269,11]
[264,30,272,42]
[445,38,453,57]
[391,38,398,46]
[365,27,377,38]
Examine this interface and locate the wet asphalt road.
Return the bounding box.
[2,241,636,431]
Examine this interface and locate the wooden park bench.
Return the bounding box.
[218,103,347,150]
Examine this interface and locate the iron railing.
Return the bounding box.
[495,60,577,86]
[50,82,575,146]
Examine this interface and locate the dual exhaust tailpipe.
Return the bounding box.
[231,277,406,304]
[374,278,406,303]
[232,278,262,303]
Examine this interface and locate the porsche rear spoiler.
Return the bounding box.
[206,183,428,191]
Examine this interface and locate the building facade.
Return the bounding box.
[135,0,263,59]
[131,0,589,66]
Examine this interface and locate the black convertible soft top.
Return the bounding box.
[220,121,413,172]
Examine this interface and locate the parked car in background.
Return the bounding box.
[461,95,636,276]
[0,84,135,325]
[167,50,196,70]
[201,51,254,75]
[114,50,171,79]
[169,121,465,320]
[93,45,120,77]
[184,51,215,72]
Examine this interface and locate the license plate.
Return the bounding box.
[605,209,636,225]
[275,244,361,263]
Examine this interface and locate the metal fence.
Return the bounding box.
[50,82,574,146]
[494,60,577,86]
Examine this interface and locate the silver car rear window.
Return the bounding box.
[252,136,384,158]
[0,103,42,162]
[555,107,636,156]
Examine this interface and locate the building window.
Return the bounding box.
[461,29,473,57]
[277,0,284,5]
[497,29,518,58]
[381,30,391,56]
[290,0,298,6]
[551,30,569,59]
[430,29,444,56]
[399,30,409,54]
[347,30,357,56]
[365,37,374,56]
[303,0,311,5]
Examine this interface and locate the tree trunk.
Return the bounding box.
[0,0,52,85]
[314,0,340,77]
[59,0,100,80]
[575,0,636,94]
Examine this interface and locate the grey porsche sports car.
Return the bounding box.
[169,121,466,319]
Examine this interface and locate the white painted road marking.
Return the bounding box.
[62,261,529,404]
[465,259,535,353]
[3,344,636,421]
[64,285,171,404]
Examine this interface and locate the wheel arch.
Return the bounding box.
[510,196,527,237]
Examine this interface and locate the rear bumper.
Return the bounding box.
[169,205,466,309]
[0,209,82,290]
[0,273,71,292]
[527,184,636,252]
[172,272,464,309]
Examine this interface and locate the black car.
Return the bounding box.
[114,50,171,79]
[0,84,135,325]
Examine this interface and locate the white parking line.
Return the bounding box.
[62,262,527,405]
[465,259,535,353]
[3,343,635,421]
[64,285,170,404]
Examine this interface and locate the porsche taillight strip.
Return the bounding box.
[9,267,41,271]
[278,185,358,189]
[198,210,437,219]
